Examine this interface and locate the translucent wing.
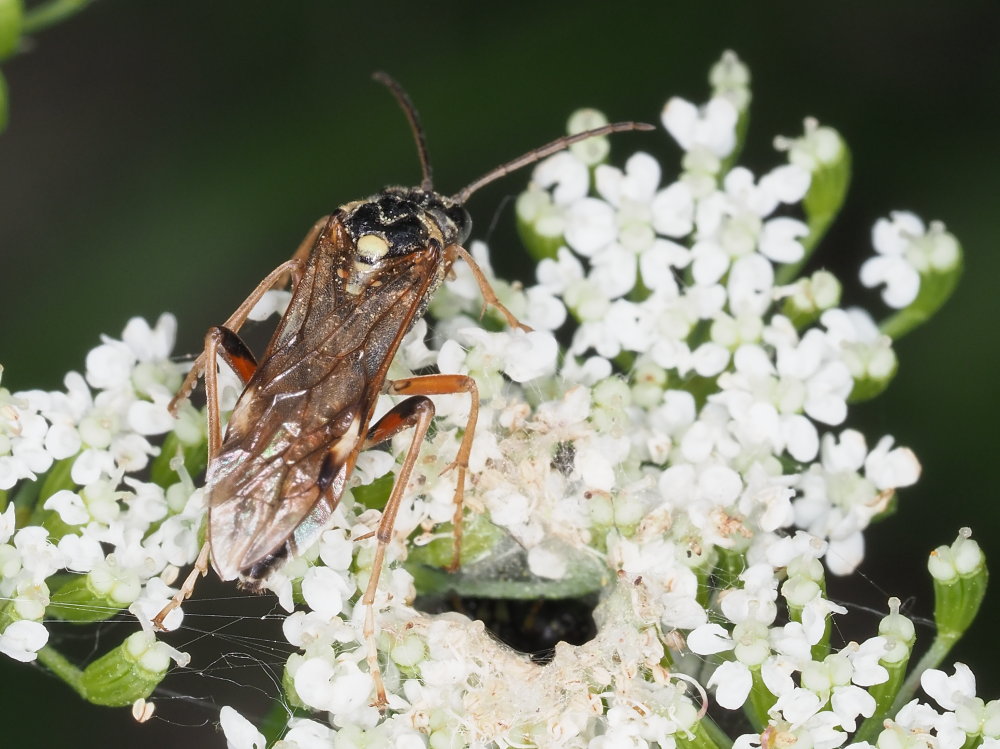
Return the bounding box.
[207,217,444,583]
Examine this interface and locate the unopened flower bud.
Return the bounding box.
[79,632,173,707]
[567,108,610,166]
[930,529,988,642]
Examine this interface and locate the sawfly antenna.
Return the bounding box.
[452,121,655,204]
[374,72,434,191]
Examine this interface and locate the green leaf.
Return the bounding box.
[353,471,395,510]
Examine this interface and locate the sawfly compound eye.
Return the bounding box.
[357,233,390,259]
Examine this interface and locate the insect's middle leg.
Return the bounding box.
[369,373,479,572]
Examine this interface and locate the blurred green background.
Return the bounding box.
[2,1,999,746]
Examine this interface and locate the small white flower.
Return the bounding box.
[219,706,266,749]
[564,197,618,257]
[821,307,897,384]
[864,435,921,490]
[537,245,585,295]
[922,663,978,711]
[688,622,733,655]
[794,429,915,574]
[58,532,106,573]
[775,117,846,173]
[0,504,15,544]
[501,330,559,383]
[532,150,591,205]
[43,489,89,526]
[301,565,353,618]
[280,718,337,748]
[246,289,291,322]
[663,96,739,158]
[0,619,49,662]
[710,659,753,709]
[861,212,960,308]
[294,657,375,718]
[0,384,52,490]
[12,526,65,584]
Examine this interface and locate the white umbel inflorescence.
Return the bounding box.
[0,51,976,749]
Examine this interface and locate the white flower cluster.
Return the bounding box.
[0,51,979,749]
[214,53,959,747]
[0,315,202,661]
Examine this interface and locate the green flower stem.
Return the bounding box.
[36,644,86,698]
[719,110,750,177]
[886,632,958,719]
[882,536,988,720]
[854,656,909,744]
[27,456,76,527]
[20,0,89,34]
[697,715,734,749]
[775,146,851,286]
[681,715,733,749]
[260,701,308,745]
[879,262,963,340]
[150,430,207,489]
[9,476,38,527]
[37,456,75,502]
[744,664,774,732]
[48,574,125,622]
[714,548,745,588]
[879,308,925,341]
[78,632,171,706]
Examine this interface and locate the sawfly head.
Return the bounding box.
[340,188,472,265]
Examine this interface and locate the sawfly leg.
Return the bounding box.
[357,373,478,705]
[381,374,480,572]
[449,244,531,332]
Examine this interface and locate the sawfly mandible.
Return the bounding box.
[153,73,652,706]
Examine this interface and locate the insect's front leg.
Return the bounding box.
[449,244,532,333]
[168,215,329,415]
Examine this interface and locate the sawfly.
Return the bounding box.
[153,72,651,705]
